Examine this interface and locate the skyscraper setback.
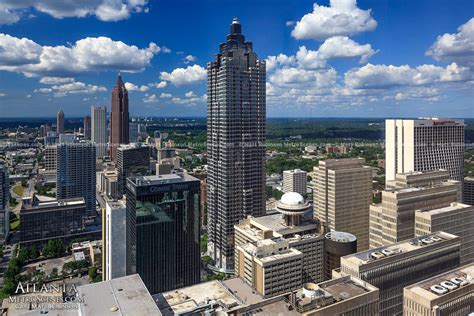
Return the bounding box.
[109,73,129,161]
[207,18,266,272]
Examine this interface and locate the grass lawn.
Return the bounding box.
[12,185,24,197]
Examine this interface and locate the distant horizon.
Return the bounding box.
[0,1,473,118]
[1,116,473,120]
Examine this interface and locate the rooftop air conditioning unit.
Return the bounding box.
[422,238,434,245]
[370,252,385,260]
[440,281,458,290]
[430,285,448,295]
[450,277,468,286]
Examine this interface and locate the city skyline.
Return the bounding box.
[0,0,473,118]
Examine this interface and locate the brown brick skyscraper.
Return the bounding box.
[109,72,129,161]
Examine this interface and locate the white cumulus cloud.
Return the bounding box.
[291,0,377,40]
[160,93,172,98]
[426,18,474,67]
[185,91,196,98]
[344,62,471,89]
[0,34,165,77]
[124,82,149,92]
[316,36,377,63]
[0,0,150,25]
[160,64,207,86]
[183,55,197,64]
[152,81,167,89]
[39,77,74,84]
[143,94,158,103]
[35,79,107,97]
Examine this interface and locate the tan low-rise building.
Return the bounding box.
[403,263,474,316]
[235,237,304,298]
[235,192,325,284]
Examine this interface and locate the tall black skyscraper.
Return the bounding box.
[125,174,201,294]
[207,18,266,272]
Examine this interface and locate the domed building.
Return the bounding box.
[276,192,312,227]
[234,191,325,285]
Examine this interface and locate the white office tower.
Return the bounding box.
[282,169,307,195]
[91,106,108,158]
[104,199,127,280]
[385,118,464,186]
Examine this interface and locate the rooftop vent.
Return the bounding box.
[422,238,434,245]
[430,285,448,295]
[370,252,385,260]
[382,249,395,256]
[440,281,458,290]
[450,277,468,286]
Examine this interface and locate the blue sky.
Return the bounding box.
[0,0,473,118]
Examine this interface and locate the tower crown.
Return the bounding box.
[230,17,241,34]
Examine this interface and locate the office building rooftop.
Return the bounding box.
[129,173,198,186]
[155,280,242,315]
[405,263,474,300]
[416,202,472,216]
[77,274,160,315]
[291,275,378,313]
[346,231,458,266]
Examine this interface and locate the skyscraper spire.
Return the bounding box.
[230,17,241,34]
[109,72,129,161]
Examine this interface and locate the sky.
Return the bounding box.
[0,0,473,118]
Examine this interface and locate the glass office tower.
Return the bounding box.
[125,174,201,294]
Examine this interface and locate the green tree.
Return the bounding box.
[29,246,40,260]
[88,267,97,280]
[200,233,208,253]
[42,240,65,258]
[17,247,29,262]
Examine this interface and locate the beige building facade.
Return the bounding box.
[369,170,460,248]
[235,192,325,284]
[235,238,304,298]
[415,202,474,265]
[314,158,372,251]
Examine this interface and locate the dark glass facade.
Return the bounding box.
[19,199,86,248]
[56,142,96,216]
[126,174,201,294]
